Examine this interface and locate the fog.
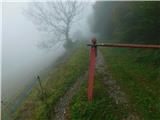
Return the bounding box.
[2,1,93,102]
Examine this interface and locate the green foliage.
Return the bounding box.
[91,1,160,44]
[12,45,89,120]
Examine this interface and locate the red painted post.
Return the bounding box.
[88,38,96,102]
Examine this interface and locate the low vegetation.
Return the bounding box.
[69,48,159,120]
[69,71,132,120]
[101,48,160,119]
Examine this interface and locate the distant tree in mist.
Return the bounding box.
[25,1,86,49]
[72,30,83,41]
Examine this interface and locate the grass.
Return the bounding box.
[69,71,131,120]
[12,45,89,120]
[101,48,160,120]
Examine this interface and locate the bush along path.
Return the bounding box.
[53,71,88,120]
[96,51,140,120]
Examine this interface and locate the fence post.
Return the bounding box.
[37,75,47,101]
[88,38,97,102]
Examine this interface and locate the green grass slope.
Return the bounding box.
[12,45,89,120]
[101,48,160,120]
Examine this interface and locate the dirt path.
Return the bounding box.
[96,51,140,120]
[53,72,88,120]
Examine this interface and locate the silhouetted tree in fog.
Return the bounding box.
[26,1,86,49]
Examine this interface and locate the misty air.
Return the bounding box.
[1,1,160,120]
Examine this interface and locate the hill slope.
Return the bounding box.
[12,45,89,120]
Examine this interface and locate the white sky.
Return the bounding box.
[0,1,2,109]
[2,0,96,2]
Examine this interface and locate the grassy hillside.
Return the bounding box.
[12,45,89,120]
[101,48,160,120]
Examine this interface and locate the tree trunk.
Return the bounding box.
[63,21,74,49]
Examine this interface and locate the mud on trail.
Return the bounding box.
[96,51,141,120]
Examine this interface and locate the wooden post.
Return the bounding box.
[37,76,47,101]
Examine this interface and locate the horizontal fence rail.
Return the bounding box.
[87,38,160,102]
[87,43,160,49]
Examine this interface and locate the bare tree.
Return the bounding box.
[26,0,86,49]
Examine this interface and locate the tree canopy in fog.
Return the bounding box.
[90,1,160,44]
[26,1,86,49]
